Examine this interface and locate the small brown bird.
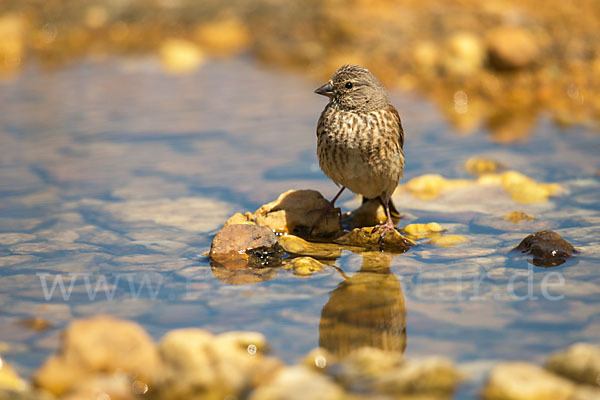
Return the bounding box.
[314,64,405,237]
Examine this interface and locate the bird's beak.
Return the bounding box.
[315,81,334,98]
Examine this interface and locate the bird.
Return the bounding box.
[313,64,405,238]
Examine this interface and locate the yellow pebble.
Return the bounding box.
[429,235,469,247]
[402,222,446,239]
[504,211,534,223]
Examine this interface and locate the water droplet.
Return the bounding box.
[453,90,469,114]
[132,380,149,395]
[315,355,327,368]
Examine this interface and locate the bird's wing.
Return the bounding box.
[387,105,405,150]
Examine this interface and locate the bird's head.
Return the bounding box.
[315,65,389,112]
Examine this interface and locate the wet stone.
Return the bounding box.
[278,235,343,259]
[464,157,504,175]
[514,230,576,267]
[333,228,415,254]
[253,190,342,238]
[402,222,446,240]
[428,234,469,248]
[504,211,534,223]
[210,224,285,269]
[224,212,256,227]
[479,171,563,204]
[341,198,399,230]
[546,343,600,387]
[283,257,326,277]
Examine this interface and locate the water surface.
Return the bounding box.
[0,57,599,396]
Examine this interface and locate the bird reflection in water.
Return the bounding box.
[319,252,406,358]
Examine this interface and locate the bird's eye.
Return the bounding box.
[345,82,353,89]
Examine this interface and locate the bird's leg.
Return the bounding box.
[370,196,397,240]
[309,186,345,235]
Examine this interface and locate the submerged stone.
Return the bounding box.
[283,257,326,277]
[333,228,415,253]
[465,157,504,175]
[479,171,563,203]
[210,224,285,269]
[504,211,534,223]
[401,171,562,204]
[254,190,342,238]
[402,222,446,240]
[514,230,575,267]
[546,343,600,387]
[278,235,343,259]
[428,234,469,248]
[403,174,473,200]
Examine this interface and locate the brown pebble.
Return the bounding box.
[210,224,284,269]
[514,230,575,267]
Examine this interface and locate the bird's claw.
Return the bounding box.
[370,219,398,243]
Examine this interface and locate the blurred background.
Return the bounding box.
[1,0,599,142]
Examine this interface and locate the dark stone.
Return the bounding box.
[514,230,575,267]
[209,224,284,270]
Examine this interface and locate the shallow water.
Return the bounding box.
[0,57,599,395]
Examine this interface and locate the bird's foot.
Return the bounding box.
[370,218,398,242]
[308,204,341,236]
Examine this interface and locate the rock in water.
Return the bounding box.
[253,190,342,238]
[546,343,600,387]
[482,362,575,400]
[33,316,160,396]
[333,227,415,253]
[514,230,575,267]
[210,224,284,269]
